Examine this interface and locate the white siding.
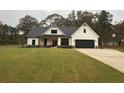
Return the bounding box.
[27,38,39,45]
[71,24,99,47]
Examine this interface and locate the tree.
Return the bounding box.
[17,15,39,35]
[98,10,113,30]
[77,10,82,20]
[114,21,124,35]
[114,21,124,45]
[66,10,76,26]
[0,21,3,35]
[94,10,113,45]
[0,24,18,45]
[65,11,95,27]
[67,10,76,21]
[39,14,65,27]
[76,11,94,27]
[64,19,73,26]
[2,24,9,35]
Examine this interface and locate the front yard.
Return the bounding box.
[0,46,124,82]
[113,48,124,52]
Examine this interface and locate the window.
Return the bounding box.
[84,28,86,33]
[51,30,57,34]
[61,38,69,45]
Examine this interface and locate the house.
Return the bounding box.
[102,37,118,46]
[27,23,99,48]
[102,34,124,47]
[18,30,24,35]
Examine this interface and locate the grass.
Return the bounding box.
[0,46,124,83]
[113,48,124,52]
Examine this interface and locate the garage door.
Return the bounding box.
[75,40,95,48]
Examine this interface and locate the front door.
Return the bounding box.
[32,40,35,45]
[44,38,47,45]
[52,38,57,47]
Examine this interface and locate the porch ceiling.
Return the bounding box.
[39,34,71,38]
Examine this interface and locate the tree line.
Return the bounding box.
[0,10,124,46]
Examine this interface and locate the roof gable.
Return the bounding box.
[72,23,99,37]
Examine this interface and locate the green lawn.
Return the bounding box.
[0,46,124,83]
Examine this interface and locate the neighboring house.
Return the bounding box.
[102,37,118,46]
[26,23,99,48]
[102,34,124,47]
[18,30,24,35]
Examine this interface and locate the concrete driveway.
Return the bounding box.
[75,49,124,73]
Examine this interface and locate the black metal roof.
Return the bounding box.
[27,27,49,38]
[27,26,79,38]
[59,26,79,36]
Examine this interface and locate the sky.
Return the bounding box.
[0,10,124,27]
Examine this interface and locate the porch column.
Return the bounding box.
[69,38,72,46]
[38,37,40,45]
[57,37,61,46]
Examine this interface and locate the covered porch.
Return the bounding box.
[39,35,72,47]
